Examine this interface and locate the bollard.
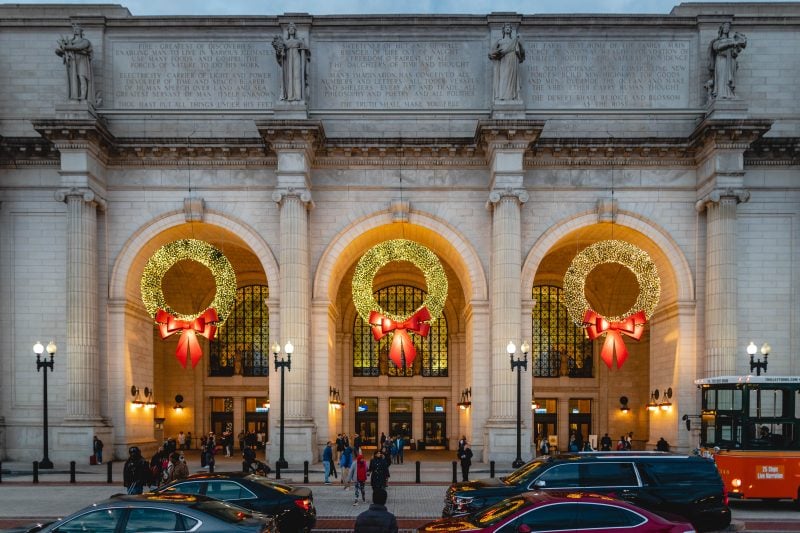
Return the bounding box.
[303,461,309,484]
[415,460,421,483]
[70,461,76,483]
[33,461,39,484]
[107,460,113,483]
[452,461,458,483]
[275,463,281,480]
[490,460,495,478]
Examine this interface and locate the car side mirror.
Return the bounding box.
[534,479,546,488]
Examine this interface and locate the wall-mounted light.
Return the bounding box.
[458,387,472,410]
[173,394,184,412]
[619,396,630,413]
[130,385,145,408]
[144,387,157,409]
[329,387,344,409]
[659,387,673,411]
[646,390,659,412]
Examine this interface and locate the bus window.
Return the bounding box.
[705,388,742,412]
[750,388,783,418]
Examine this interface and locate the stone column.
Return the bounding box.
[477,120,542,463]
[698,189,748,376]
[56,187,105,421]
[259,120,324,465]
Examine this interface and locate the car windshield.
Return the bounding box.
[503,459,548,485]
[473,496,528,526]
[191,500,256,523]
[250,477,293,494]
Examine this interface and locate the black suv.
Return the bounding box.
[442,452,730,532]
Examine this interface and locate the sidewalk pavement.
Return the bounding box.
[2,451,800,532]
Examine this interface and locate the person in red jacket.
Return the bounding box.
[349,454,368,505]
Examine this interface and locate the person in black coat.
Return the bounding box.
[354,488,398,533]
[368,450,389,490]
[459,442,473,481]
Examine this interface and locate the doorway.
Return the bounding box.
[355,397,378,447]
[568,398,592,449]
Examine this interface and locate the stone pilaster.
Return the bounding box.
[690,117,770,377]
[477,120,542,462]
[56,187,106,421]
[258,120,324,465]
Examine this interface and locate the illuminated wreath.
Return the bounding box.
[140,239,237,368]
[563,240,660,369]
[563,239,660,324]
[352,239,447,368]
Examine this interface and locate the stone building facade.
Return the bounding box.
[0,3,798,465]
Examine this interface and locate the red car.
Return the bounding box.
[418,491,696,532]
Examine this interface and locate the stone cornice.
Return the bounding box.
[476,120,545,159]
[744,137,800,167]
[256,120,325,162]
[314,137,486,167]
[526,137,696,167]
[0,137,59,167]
[688,118,773,159]
[32,118,116,164]
[109,138,274,167]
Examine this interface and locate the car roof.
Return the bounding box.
[187,471,253,480]
[547,451,698,461]
[105,493,217,505]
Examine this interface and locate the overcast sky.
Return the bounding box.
[5,0,776,15]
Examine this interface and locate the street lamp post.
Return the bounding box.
[33,340,57,469]
[508,340,530,468]
[747,341,770,376]
[272,341,293,470]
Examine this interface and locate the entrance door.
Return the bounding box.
[245,397,269,449]
[389,397,413,441]
[533,398,557,451]
[423,398,447,448]
[211,397,234,436]
[568,398,592,449]
[355,397,378,447]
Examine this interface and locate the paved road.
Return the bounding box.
[1,453,798,531]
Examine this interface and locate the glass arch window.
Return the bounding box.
[210,284,270,377]
[353,284,448,377]
[532,285,593,378]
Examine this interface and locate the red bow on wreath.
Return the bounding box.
[156,308,219,368]
[583,309,647,369]
[369,307,431,368]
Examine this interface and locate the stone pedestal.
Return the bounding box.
[55,101,98,120]
[705,99,748,120]
[274,101,308,119]
[491,100,525,119]
[265,421,317,469]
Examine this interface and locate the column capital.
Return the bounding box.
[695,188,750,212]
[487,187,528,209]
[55,187,107,210]
[272,188,313,209]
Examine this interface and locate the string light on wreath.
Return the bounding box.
[563,240,660,369]
[141,239,237,368]
[352,239,447,368]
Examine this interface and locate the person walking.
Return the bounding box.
[123,446,151,495]
[340,442,354,488]
[353,487,398,533]
[600,433,612,451]
[322,441,334,484]
[350,453,368,505]
[164,451,189,483]
[368,450,389,491]
[92,435,104,464]
[459,442,473,481]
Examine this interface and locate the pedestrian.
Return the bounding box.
[123,446,151,495]
[380,432,387,447]
[656,437,670,452]
[322,440,333,484]
[164,451,189,483]
[354,487,398,533]
[204,434,216,470]
[616,435,626,450]
[459,442,473,481]
[177,431,186,451]
[335,433,344,462]
[538,435,550,456]
[350,453,368,505]
[626,431,634,450]
[243,444,256,473]
[568,434,579,452]
[368,450,389,491]
[92,435,104,464]
[600,433,612,451]
[582,440,593,451]
[457,435,466,455]
[353,433,362,456]
[238,430,245,452]
[186,431,192,450]
[340,442,353,488]
[396,435,404,464]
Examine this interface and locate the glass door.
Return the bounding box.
[389,398,413,441]
[355,397,379,447]
[423,398,447,448]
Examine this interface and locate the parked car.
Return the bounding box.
[423,491,696,532]
[442,452,730,532]
[1,493,277,533]
[156,471,316,532]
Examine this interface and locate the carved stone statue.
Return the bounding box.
[55,23,94,102]
[488,23,525,101]
[272,23,310,102]
[708,22,747,100]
